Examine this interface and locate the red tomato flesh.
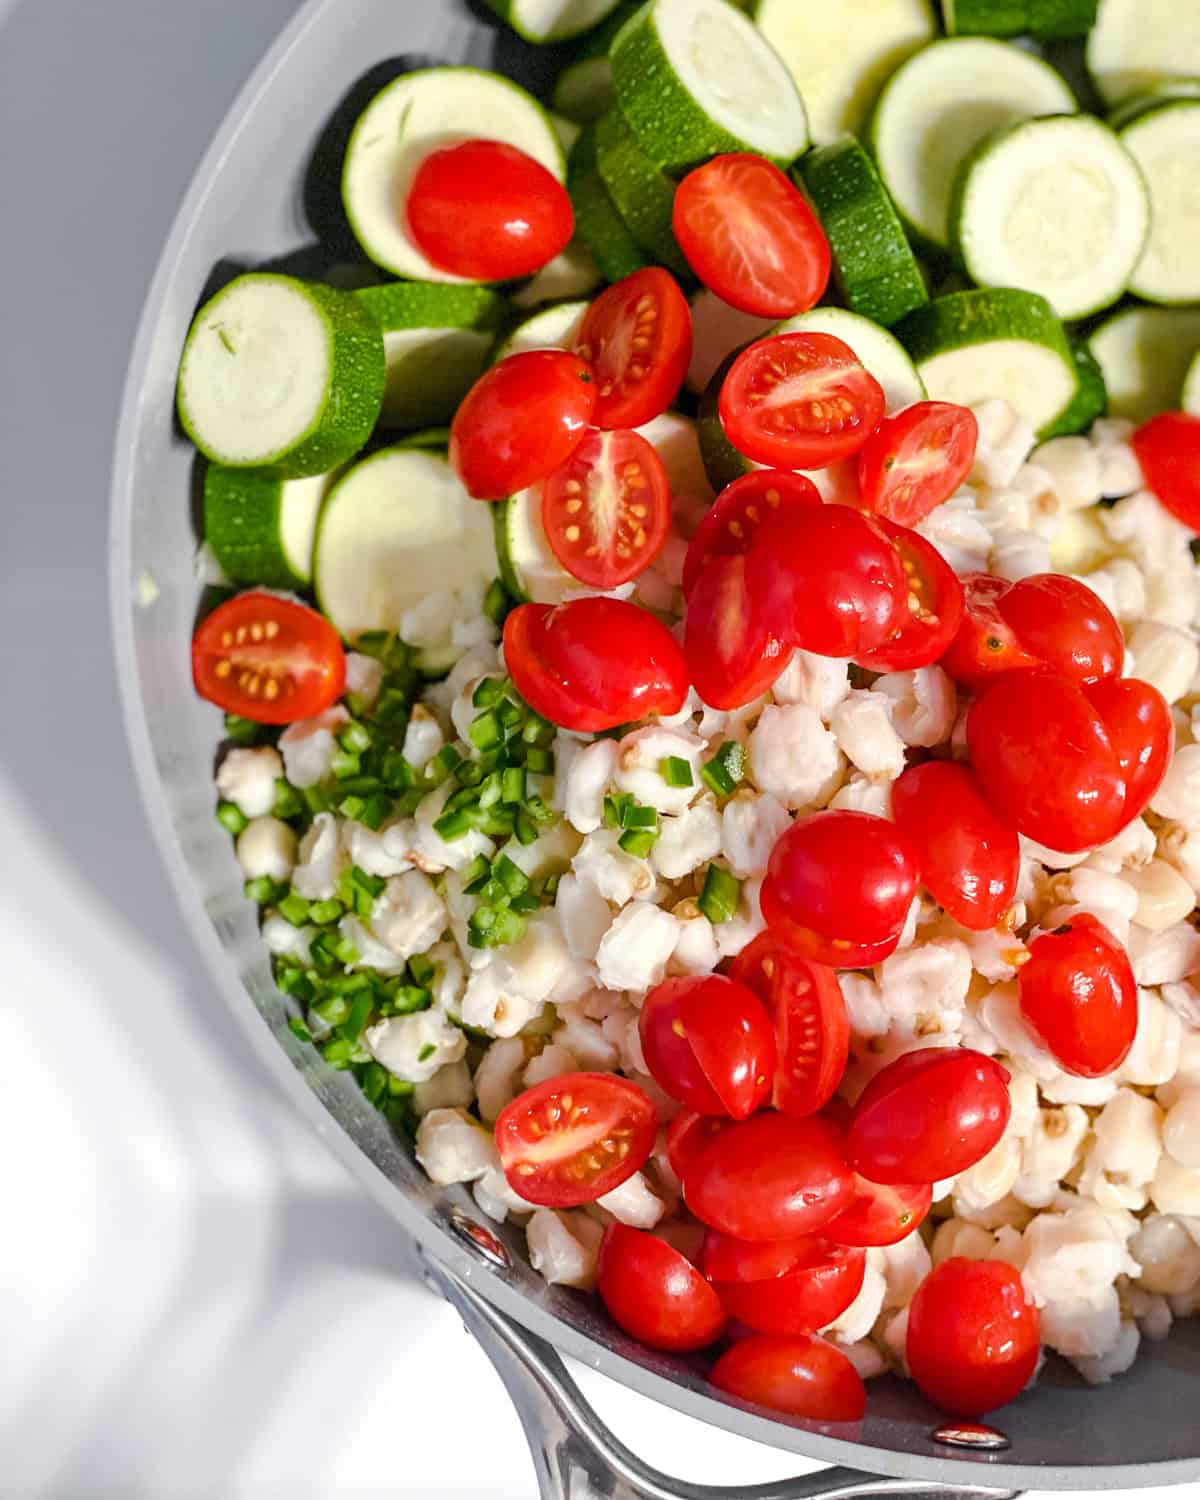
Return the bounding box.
[729,932,850,1119]
[761,810,921,969]
[682,469,822,598]
[597,1225,726,1352]
[891,762,1020,931]
[847,1048,1011,1185]
[854,519,964,673]
[720,333,886,470]
[672,154,831,319]
[683,1112,853,1241]
[503,598,689,732]
[494,1071,657,1207]
[1085,675,1174,826]
[665,1110,728,1182]
[542,427,670,588]
[710,1334,866,1422]
[193,592,345,724]
[406,139,573,281]
[450,350,595,500]
[685,552,790,711]
[1133,411,1200,531]
[639,975,776,1119]
[857,401,979,526]
[1019,913,1138,1078]
[702,1231,819,1284]
[713,1240,866,1336]
[575,267,692,430]
[824,1172,933,1249]
[907,1258,1039,1417]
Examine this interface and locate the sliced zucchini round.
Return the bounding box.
[871,38,1077,250]
[1029,0,1098,39]
[176,273,385,477]
[687,289,775,394]
[482,0,626,42]
[355,281,507,430]
[549,110,583,156]
[1041,339,1109,440]
[941,0,1028,35]
[698,351,756,492]
[342,68,564,284]
[1087,0,1200,106]
[952,114,1150,321]
[1108,79,1200,132]
[553,58,615,125]
[395,427,452,449]
[494,488,577,604]
[1184,354,1200,418]
[798,137,929,329]
[511,241,602,309]
[636,411,715,501]
[567,126,649,283]
[204,466,335,588]
[775,307,928,412]
[494,300,591,362]
[896,288,1077,437]
[754,0,935,143]
[1088,305,1200,424]
[314,448,495,639]
[610,0,809,171]
[594,108,691,276]
[1119,102,1200,306]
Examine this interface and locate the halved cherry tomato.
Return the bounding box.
[941,572,1123,689]
[672,154,831,319]
[541,428,670,588]
[748,505,908,658]
[853,519,964,673]
[665,1110,728,1182]
[1019,913,1138,1078]
[406,139,573,281]
[1133,411,1200,530]
[192,592,345,724]
[1085,675,1174,825]
[597,1225,726,1353]
[682,469,822,597]
[503,598,689,732]
[730,932,849,1118]
[684,1113,853,1241]
[450,350,595,499]
[891,762,1020,931]
[967,668,1127,852]
[857,401,978,526]
[719,333,886,470]
[684,553,790,711]
[846,1048,1011,1185]
[824,1173,933,1248]
[710,1334,866,1421]
[494,1072,656,1207]
[907,1259,1039,1417]
[702,1231,819,1284]
[760,811,921,968]
[712,1241,866,1336]
[575,267,692,429]
[639,975,776,1119]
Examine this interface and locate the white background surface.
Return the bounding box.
[1,0,1198,1494]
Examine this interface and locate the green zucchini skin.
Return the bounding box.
[594,108,691,277]
[567,126,650,282]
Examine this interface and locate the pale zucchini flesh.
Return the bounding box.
[775,307,928,412]
[495,488,578,604]
[687,290,775,393]
[484,0,626,43]
[1119,103,1200,305]
[204,466,334,588]
[594,108,691,276]
[512,241,602,308]
[567,126,650,283]
[941,0,1027,35]
[1185,353,1200,418]
[1088,306,1200,424]
[1087,0,1200,106]
[552,58,615,124]
[494,300,590,362]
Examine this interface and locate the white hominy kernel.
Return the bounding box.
[1013,1105,1090,1209]
[1164,1088,1200,1170]
[562,738,620,834]
[472,1166,534,1225]
[413,1058,474,1115]
[1093,1089,1164,1185]
[829,773,893,818]
[1085,816,1156,875]
[1127,923,1200,987]
[1131,1214,1200,1295]
[460,964,539,1039]
[873,666,957,748]
[1128,622,1200,705]
[1032,437,1104,510]
[526,1208,604,1289]
[1040,1288,1123,1361]
[955,1134,1022,1214]
[1125,860,1195,931]
[216,745,285,816]
[473,1036,527,1123]
[554,1010,620,1072]
[878,1307,911,1376]
[990,529,1051,582]
[749,704,843,809]
[571,829,654,905]
[278,711,348,788]
[595,903,680,992]
[770,649,850,721]
[721,791,790,878]
[613,726,705,815]
[596,1172,665,1229]
[668,908,720,975]
[971,399,1037,489]
[235,817,297,882]
[1159,824,1200,891]
[838,1340,889,1382]
[1151,1155,1200,1217]
[1116,989,1183,1086]
[1069,1317,1140,1384]
[1096,443,1144,499]
[931,1219,997,1264]
[291,812,342,900]
[261,914,314,964]
[654,801,724,880]
[1021,1204,1138,1306]
[714,876,767,959]
[523,1042,580,1090]
[414,1107,494,1183]
[823,1263,886,1344]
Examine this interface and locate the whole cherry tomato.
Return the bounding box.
[665,1110,729,1182]
[720,333,886,470]
[597,1225,726,1352]
[685,553,791,711]
[702,1231,821,1284]
[495,1072,657,1207]
[1019,913,1138,1077]
[1133,411,1200,530]
[639,975,776,1119]
[406,139,573,281]
[846,1048,1011,1185]
[1085,675,1174,825]
[941,573,1123,689]
[907,1258,1039,1416]
[192,592,344,724]
[710,1334,866,1421]
[760,811,921,968]
[450,350,595,499]
[712,1240,866,1336]
[684,1113,853,1241]
[541,427,671,588]
[891,762,1020,931]
[575,267,692,429]
[824,1173,933,1248]
[730,932,850,1118]
[503,598,689,732]
[748,505,908,658]
[673,154,831,319]
[857,401,979,526]
[682,469,822,597]
[853,519,964,673]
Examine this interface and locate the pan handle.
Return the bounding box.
[424,1256,1020,1500]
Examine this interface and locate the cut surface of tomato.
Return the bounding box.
[685,552,789,711]
[672,154,831,319]
[713,1241,866,1336]
[542,428,670,588]
[1133,411,1200,531]
[597,1225,726,1353]
[853,519,964,673]
[494,1071,657,1207]
[857,401,978,527]
[193,592,345,724]
[730,932,849,1118]
[665,1110,728,1182]
[1084,675,1174,826]
[639,975,775,1119]
[710,1334,866,1422]
[719,332,886,470]
[503,598,689,732]
[575,267,692,430]
[682,469,822,597]
[1019,913,1138,1078]
[406,139,574,281]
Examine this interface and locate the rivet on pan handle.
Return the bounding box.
[423,1250,1022,1500]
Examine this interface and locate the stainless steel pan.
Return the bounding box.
[108,1,1200,1492]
